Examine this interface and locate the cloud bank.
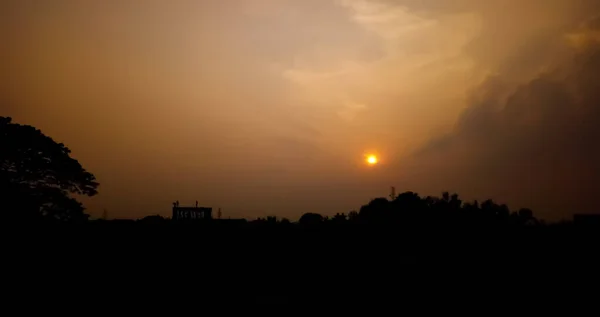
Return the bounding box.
[401,13,600,220]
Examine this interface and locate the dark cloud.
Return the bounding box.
[368,1,600,220]
[408,33,600,220]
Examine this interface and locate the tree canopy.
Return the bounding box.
[296,191,538,229]
[0,117,98,221]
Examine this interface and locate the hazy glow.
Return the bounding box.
[2,0,600,220]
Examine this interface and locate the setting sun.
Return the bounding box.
[367,155,378,165]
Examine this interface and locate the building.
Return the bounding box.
[172,201,212,220]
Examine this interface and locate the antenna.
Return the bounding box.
[102,209,108,220]
[218,208,222,219]
[389,186,396,200]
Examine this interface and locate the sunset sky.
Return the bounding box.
[2,0,600,220]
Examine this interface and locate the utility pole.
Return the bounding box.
[389,186,396,200]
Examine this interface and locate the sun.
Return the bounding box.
[366,155,378,165]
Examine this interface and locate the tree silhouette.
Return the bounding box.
[280,218,291,225]
[348,210,359,221]
[299,213,324,226]
[0,117,98,222]
[138,215,166,224]
[332,213,347,223]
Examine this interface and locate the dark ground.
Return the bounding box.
[3,221,599,312]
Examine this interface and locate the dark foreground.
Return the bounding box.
[4,220,600,312]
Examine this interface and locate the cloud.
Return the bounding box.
[337,102,368,123]
[4,0,600,220]
[338,0,438,40]
[403,20,600,220]
[279,0,483,158]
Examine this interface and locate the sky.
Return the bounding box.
[2,0,600,221]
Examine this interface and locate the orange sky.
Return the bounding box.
[2,0,600,220]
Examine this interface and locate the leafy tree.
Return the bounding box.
[332,213,347,222]
[348,210,359,221]
[138,215,166,224]
[359,197,391,222]
[299,213,324,226]
[516,208,537,225]
[280,218,291,225]
[0,117,98,222]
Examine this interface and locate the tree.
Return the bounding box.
[0,117,98,222]
[138,215,166,224]
[280,218,291,225]
[299,213,324,226]
[348,210,359,222]
[332,213,347,222]
[359,198,391,223]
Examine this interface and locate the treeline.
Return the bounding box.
[131,191,539,230]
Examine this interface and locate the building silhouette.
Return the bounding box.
[172,201,212,220]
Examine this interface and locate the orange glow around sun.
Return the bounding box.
[366,155,378,165]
